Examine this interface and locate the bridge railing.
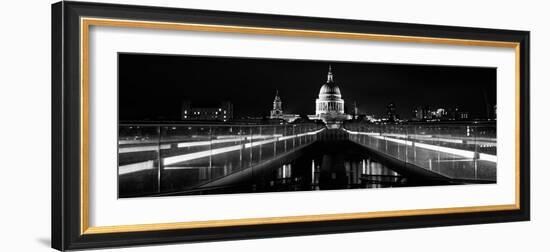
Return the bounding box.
[118,123,324,197]
[344,123,497,182]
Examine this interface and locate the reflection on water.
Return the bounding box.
[251,152,408,194]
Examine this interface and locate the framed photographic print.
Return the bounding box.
[52,1,530,250]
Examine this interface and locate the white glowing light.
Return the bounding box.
[118,144,171,154]
[120,128,325,173]
[345,129,497,163]
[119,160,155,175]
[164,129,324,166]
[479,153,498,162]
[177,137,244,148]
[163,144,242,166]
[311,160,315,183]
[344,129,496,146]
[177,134,285,148]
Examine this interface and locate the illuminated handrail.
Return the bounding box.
[119,124,325,176]
[344,123,497,181]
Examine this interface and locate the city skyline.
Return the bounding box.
[119,53,496,121]
[118,53,498,199]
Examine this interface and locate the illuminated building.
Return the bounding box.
[308,65,351,128]
[269,90,300,123]
[352,101,359,119]
[181,101,233,122]
[386,102,398,122]
[413,106,430,121]
[413,105,473,121]
[458,111,469,120]
[450,107,469,120]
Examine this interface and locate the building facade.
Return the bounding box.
[308,65,351,128]
[181,101,233,122]
[412,105,471,121]
[269,90,300,123]
[386,102,398,122]
[270,90,283,118]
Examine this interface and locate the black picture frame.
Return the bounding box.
[52,1,530,251]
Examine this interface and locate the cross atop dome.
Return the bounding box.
[327,64,334,83]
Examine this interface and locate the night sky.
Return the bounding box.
[118,53,496,121]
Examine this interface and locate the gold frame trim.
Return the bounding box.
[80,17,521,235]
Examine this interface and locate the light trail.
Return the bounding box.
[119,128,325,174]
[119,134,286,153]
[344,129,497,162]
[165,128,324,165]
[119,160,155,175]
[118,144,171,154]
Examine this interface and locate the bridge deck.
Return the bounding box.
[118,125,496,197]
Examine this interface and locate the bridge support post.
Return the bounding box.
[274,126,277,157]
[156,126,161,193]
[208,126,213,180]
[259,126,262,161]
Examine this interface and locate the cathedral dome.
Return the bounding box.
[319,83,341,98]
[318,65,341,98]
[308,64,351,128]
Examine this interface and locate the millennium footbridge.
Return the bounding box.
[118,122,496,197]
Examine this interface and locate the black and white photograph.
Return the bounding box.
[118,54,497,198]
[1,0,541,250]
